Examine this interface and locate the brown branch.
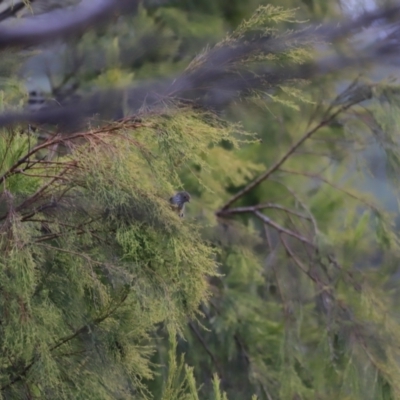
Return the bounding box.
[268,178,319,236]
[286,211,315,262]
[15,168,72,213]
[253,210,314,246]
[219,203,311,220]
[233,332,251,366]
[30,214,106,244]
[18,188,74,223]
[279,234,321,284]
[219,103,355,211]
[34,227,105,244]
[263,224,294,316]
[31,160,79,166]
[0,120,143,188]
[271,269,290,318]
[0,136,80,185]
[51,292,130,354]
[14,171,71,180]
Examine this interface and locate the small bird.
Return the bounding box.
[169,191,190,218]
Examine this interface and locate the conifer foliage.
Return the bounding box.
[1,1,400,399]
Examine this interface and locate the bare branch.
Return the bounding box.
[0,0,137,49]
[218,203,311,220]
[188,321,223,377]
[253,210,314,246]
[219,103,354,211]
[0,6,399,130]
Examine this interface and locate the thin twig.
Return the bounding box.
[279,168,380,212]
[279,234,320,284]
[219,203,311,220]
[254,210,314,246]
[219,103,355,211]
[15,168,71,213]
[188,322,222,374]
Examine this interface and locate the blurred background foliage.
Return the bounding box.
[1,0,400,399]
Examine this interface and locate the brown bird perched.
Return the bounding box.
[169,191,190,217]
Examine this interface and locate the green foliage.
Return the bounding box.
[3,1,400,400]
